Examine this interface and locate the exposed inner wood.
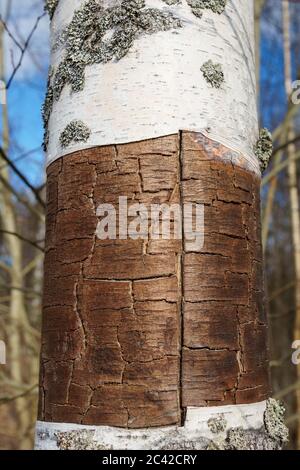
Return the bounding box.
[38,132,270,427]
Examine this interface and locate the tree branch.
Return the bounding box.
[0,12,46,89]
[0,384,37,405]
[0,147,45,208]
[0,229,44,252]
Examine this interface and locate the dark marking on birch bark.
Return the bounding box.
[38,132,270,427]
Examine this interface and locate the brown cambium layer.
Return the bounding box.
[38,132,270,427]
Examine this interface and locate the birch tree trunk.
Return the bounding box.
[36,0,288,450]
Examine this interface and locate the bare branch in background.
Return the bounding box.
[0,147,42,171]
[273,134,300,156]
[0,147,45,208]
[0,12,46,89]
[0,384,38,405]
[0,173,44,220]
[0,230,44,252]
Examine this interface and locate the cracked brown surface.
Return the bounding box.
[38,132,270,427]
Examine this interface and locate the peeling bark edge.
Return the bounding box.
[35,400,288,450]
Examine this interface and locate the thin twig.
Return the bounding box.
[273,134,300,156]
[0,146,42,171]
[0,260,11,274]
[275,380,300,400]
[0,384,38,405]
[1,13,46,89]
[267,281,296,302]
[0,229,44,252]
[0,174,44,221]
[0,146,45,208]
[3,284,42,297]
[262,151,300,187]
[0,15,23,51]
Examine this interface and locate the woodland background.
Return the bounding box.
[0,0,300,450]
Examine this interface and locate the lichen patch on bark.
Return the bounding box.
[162,0,227,18]
[208,414,227,434]
[264,398,289,443]
[223,399,288,450]
[52,0,182,102]
[162,0,181,6]
[42,68,54,151]
[201,60,224,88]
[225,427,278,450]
[255,128,273,173]
[60,120,91,148]
[55,430,111,450]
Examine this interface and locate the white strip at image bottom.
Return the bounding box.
[35,400,287,450]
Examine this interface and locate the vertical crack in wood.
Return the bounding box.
[178,130,186,425]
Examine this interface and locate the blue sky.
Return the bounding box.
[0,0,49,188]
[0,0,299,190]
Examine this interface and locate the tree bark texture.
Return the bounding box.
[38,132,270,427]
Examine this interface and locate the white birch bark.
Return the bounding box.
[36,400,285,450]
[46,0,259,173]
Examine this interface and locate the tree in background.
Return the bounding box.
[282,0,300,449]
[260,0,300,449]
[0,0,46,450]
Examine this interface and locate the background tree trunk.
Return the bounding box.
[35,0,288,450]
[0,10,36,449]
[282,0,300,449]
